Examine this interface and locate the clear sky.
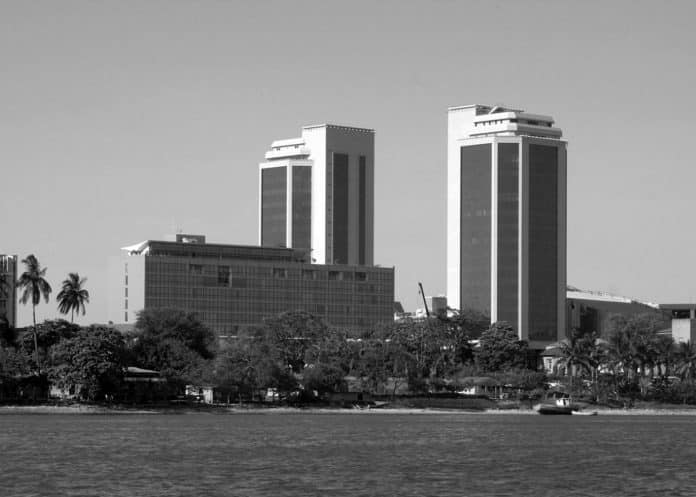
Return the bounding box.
[2,0,695,326]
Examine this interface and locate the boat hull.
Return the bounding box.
[536,405,574,415]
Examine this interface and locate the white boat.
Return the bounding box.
[535,395,574,415]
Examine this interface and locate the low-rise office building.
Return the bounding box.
[107,235,394,335]
[566,286,668,337]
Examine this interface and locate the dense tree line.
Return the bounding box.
[2,256,696,406]
[556,313,696,404]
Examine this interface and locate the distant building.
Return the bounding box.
[659,304,696,343]
[107,235,393,335]
[426,296,448,318]
[259,124,374,266]
[0,255,18,328]
[447,104,567,349]
[567,286,668,338]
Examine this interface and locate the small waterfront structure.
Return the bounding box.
[659,304,696,343]
[108,235,394,335]
[185,385,214,404]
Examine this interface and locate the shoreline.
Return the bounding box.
[3,404,696,416]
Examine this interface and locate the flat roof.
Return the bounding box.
[302,123,374,133]
[659,304,696,310]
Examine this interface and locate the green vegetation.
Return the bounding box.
[2,257,696,409]
[554,313,696,405]
[16,254,52,373]
[56,272,90,322]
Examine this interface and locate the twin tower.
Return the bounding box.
[260,105,567,346]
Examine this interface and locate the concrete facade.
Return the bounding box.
[0,255,18,328]
[260,124,374,266]
[108,236,393,335]
[447,105,567,349]
[659,304,696,343]
[567,287,668,338]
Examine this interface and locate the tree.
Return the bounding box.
[606,313,668,398]
[476,322,528,372]
[132,308,217,386]
[214,333,296,402]
[0,271,9,299]
[262,311,328,374]
[558,328,596,378]
[56,273,90,322]
[675,341,696,382]
[50,326,127,401]
[18,319,80,369]
[16,255,52,373]
[134,308,217,359]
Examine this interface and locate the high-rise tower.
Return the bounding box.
[259,124,374,265]
[447,105,567,348]
[0,255,18,328]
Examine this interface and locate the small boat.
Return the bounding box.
[535,395,574,415]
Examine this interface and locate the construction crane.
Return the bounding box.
[418,282,430,318]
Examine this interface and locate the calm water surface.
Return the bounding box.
[2,412,695,496]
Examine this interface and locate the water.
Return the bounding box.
[2,412,696,496]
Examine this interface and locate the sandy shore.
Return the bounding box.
[4,404,696,415]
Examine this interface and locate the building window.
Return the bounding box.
[124,299,128,310]
[355,272,367,282]
[124,275,128,285]
[124,312,128,322]
[328,271,342,281]
[217,266,230,285]
[189,264,203,274]
[273,268,287,279]
[302,269,317,280]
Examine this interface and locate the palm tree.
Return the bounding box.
[675,341,696,382]
[0,271,9,299]
[558,328,594,378]
[57,273,90,322]
[16,254,52,373]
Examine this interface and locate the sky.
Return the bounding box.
[2,0,696,326]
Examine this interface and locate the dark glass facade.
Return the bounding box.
[358,156,367,265]
[140,247,394,335]
[460,144,491,313]
[497,143,519,325]
[332,153,349,264]
[261,167,287,247]
[291,166,311,249]
[528,144,559,341]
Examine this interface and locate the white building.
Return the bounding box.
[259,124,374,266]
[447,104,567,349]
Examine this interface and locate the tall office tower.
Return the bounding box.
[0,255,18,328]
[259,124,374,265]
[447,105,567,348]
